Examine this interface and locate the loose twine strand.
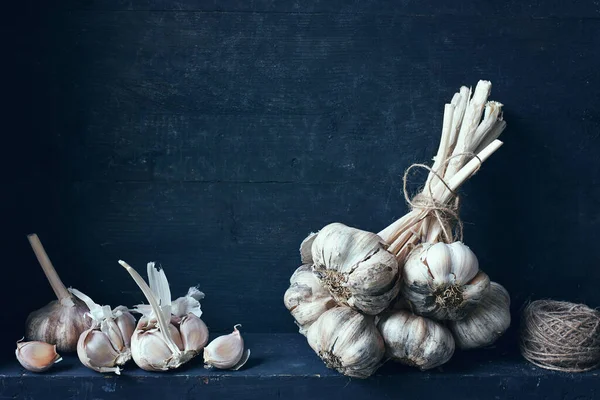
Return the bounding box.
[520,300,600,372]
[402,153,482,243]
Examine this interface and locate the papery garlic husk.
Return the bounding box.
[25,234,90,352]
[16,340,62,372]
[449,282,511,349]
[377,310,455,370]
[308,223,401,315]
[402,242,490,320]
[121,260,208,371]
[204,324,250,370]
[284,264,337,335]
[307,307,385,378]
[70,289,136,374]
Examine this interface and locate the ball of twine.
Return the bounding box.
[520,300,600,372]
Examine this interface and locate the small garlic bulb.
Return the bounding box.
[284,265,336,335]
[120,260,209,371]
[70,289,136,374]
[377,310,455,370]
[449,282,511,349]
[308,223,401,315]
[204,325,250,370]
[307,307,385,378]
[16,340,62,372]
[402,242,490,320]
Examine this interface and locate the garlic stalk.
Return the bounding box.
[120,260,208,371]
[16,340,62,372]
[69,289,136,374]
[204,325,250,370]
[25,234,89,352]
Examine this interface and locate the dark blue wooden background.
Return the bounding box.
[5,0,600,353]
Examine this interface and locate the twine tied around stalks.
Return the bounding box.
[402,153,482,243]
[520,300,600,372]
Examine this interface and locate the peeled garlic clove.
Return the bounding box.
[307,307,385,378]
[180,314,209,352]
[204,324,250,370]
[402,242,490,320]
[449,282,511,349]
[377,310,455,370]
[284,265,337,335]
[310,223,400,315]
[77,329,126,374]
[16,340,62,372]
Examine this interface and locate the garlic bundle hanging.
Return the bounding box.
[16,340,62,372]
[307,307,385,378]
[25,234,90,352]
[402,242,490,320]
[449,282,510,349]
[204,325,250,370]
[307,223,400,315]
[377,310,455,370]
[119,260,209,371]
[69,289,136,374]
[284,265,337,335]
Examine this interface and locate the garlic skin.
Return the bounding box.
[307,307,385,378]
[16,340,62,372]
[402,242,490,320]
[377,310,455,370]
[284,264,337,335]
[449,282,511,349]
[70,289,136,374]
[121,260,209,371]
[310,223,401,315]
[204,325,250,370]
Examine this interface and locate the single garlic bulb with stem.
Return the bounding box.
[284,264,337,335]
[120,260,209,371]
[25,234,90,352]
[402,242,490,320]
[308,223,401,315]
[449,282,511,349]
[204,325,250,370]
[377,310,455,370]
[69,288,136,374]
[307,307,385,378]
[16,340,62,372]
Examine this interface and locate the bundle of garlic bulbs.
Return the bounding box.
[284,81,511,378]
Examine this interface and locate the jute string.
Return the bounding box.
[520,300,600,372]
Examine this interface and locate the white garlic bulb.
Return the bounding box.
[16,340,62,372]
[402,242,490,320]
[377,310,455,370]
[204,324,250,370]
[308,223,401,315]
[69,289,136,374]
[284,264,336,335]
[307,307,385,378]
[449,282,511,349]
[120,260,209,371]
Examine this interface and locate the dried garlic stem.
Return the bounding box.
[27,234,74,306]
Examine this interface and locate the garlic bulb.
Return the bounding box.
[284,264,336,335]
[402,242,490,320]
[204,325,250,370]
[25,234,90,352]
[307,307,385,378]
[16,340,62,372]
[309,223,401,315]
[120,260,209,371]
[69,289,136,374]
[449,282,511,349]
[377,310,455,370]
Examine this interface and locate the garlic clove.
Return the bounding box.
[100,319,125,353]
[423,242,453,285]
[114,307,136,348]
[131,329,175,371]
[16,340,62,372]
[203,324,249,370]
[77,329,124,374]
[299,232,317,264]
[180,314,209,352]
[447,242,479,284]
